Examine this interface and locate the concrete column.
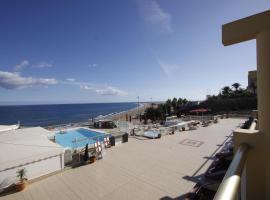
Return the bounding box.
[222,10,270,200]
[257,29,270,136]
[257,28,270,199]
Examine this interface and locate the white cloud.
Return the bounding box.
[14,60,30,71]
[0,71,57,89]
[81,84,127,96]
[62,79,128,96]
[14,60,53,71]
[32,62,53,68]
[89,63,97,68]
[137,0,173,34]
[158,60,179,76]
[0,70,128,95]
[96,87,127,96]
[66,78,76,82]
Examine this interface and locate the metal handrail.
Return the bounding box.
[71,134,109,149]
[213,143,249,200]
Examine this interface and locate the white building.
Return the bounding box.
[0,127,64,188]
[0,123,20,132]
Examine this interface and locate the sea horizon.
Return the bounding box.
[0,101,148,107]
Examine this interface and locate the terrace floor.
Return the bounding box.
[0,118,243,200]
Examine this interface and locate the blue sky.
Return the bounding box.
[0,0,269,105]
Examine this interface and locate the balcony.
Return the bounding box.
[215,9,270,200]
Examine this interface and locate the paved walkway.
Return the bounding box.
[0,118,243,200]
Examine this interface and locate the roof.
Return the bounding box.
[97,119,113,122]
[0,127,64,171]
[0,124,19,132]
[222,10,270,46]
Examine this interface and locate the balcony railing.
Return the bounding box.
[213,143,249,200]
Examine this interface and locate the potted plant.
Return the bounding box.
[89,155,96,164]
[15,168,27,191]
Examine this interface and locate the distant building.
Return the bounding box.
[206,95,212,100]
[94,119,116,129]
[247,70,257,95]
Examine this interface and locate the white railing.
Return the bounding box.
[72,135,108,149]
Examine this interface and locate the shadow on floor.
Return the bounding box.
[203,156,215,160]
[182,173,205,184]
[175,133,233,200]
[0,186,20,197]
[129,136,150,141]
[160,193,188,200]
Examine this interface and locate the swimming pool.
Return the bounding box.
[54,128,108,148]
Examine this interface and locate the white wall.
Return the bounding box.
[0,154,63,185]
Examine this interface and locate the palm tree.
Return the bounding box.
[172,98,178,113]
[166,99,172,106]
[182,98,188,104]
[177,98,183,106]
[232,83,241,91]
[221,86,232,97]
[165,99,172,116]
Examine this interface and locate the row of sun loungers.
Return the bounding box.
[185,140,234,199]
[186,117,258,200]
[133,120,209,138]
[133,125,171,138]
[73,136,112,165]
[240,117,257,130]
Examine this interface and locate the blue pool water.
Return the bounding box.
[55,128,108,148]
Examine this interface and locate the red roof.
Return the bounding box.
[190,108,209,113]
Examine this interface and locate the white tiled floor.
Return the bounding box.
[0,118,243,200]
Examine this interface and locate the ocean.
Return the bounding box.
[0,102,138,127]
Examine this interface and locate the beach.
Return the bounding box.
[109,103,150,121]
[46,103,151,129]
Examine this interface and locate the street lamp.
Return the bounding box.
[137,96,140,119]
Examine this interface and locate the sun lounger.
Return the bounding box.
[188,124,198,130]
[94,141,103,159]
[201,121,209,127]
[185,183,216,200]
[103,137,111,148]
[205,155,232,181]
[205,169,227,181]
[143,131,161,139]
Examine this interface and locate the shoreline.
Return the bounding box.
[96,103,147,121]
[111,103,150,121]
[45,103,150,129]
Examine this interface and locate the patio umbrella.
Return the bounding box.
[189,108,210,121]
[83,144,89,162]
[189,108,210,113]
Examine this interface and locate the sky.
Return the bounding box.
[0,0,269,105]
